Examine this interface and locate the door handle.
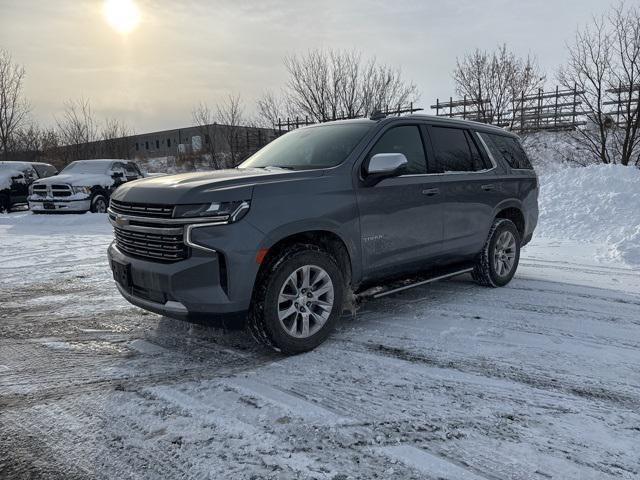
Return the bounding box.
[481,184,495,191]
[422,188,440,196]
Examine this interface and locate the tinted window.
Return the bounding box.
[123,162,138,175]
[32,164,47,178]
[465,131,489,170]
[368,126,426,175]
[240,124,372,170]
[481,133,533,169]
[429,126,482,173]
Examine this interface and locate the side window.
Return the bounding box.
[481,133,533,170]
[465,131,490,170]
[368,125,427,175]
[111,162,126,178]
[32,165,45,178]
[429,126,480,173]
[22,167,36,182]
[123,162,139,179]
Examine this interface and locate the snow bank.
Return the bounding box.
[0,211,111,235]
[536,164,640,266]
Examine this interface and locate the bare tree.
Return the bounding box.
[0,49,31,161]
[217,93,244,166]
[608,2,640,166]
[101,117,133,159]
[559,16,614,164]
[256,90,291,128]
[192,101,220,168]
[39,127,61,166]
[453,44,545,126]
[278,49,418,122]
[56,98,100,162]
[13,124,43,153]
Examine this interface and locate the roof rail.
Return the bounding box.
[369,104,424,121]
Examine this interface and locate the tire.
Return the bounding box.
[248,244,345,354]
[472,218,521,288]
[90,194,108,213]
[0,194,10,213]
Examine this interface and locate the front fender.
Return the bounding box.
[252,218,362,286]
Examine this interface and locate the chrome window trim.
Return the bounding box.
[475,131,499,170]
[392,130,497,179]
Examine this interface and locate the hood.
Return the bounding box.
[33,173,114,188]
[111,167,323,204]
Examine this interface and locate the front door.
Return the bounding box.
[356,124,444,279]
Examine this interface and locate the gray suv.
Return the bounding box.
[108,115,538,354]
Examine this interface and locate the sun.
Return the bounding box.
[103,0,141,34]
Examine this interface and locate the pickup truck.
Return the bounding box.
[0,161,58,213]
[28,159,145,213]
[107,115,538,354]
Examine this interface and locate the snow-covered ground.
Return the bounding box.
[1,165,639,479]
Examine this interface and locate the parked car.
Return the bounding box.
[0,161,58,213]
[28,159,145,213]
[107,115,538,354]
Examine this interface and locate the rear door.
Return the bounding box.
[356,124,444,279]
[425,125,499,258]
[110,162,128,188]
[12,167,37,203]
[123,162,143,182]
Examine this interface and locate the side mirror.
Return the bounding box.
[112,171,124,179]
[363,153,408,184]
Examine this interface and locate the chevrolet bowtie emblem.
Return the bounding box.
[115,216,129,227]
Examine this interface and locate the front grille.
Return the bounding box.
[32,185,47,196]
[110,199,174,218]
[32,184,72,197]
[51,185,71,197]
[114,226,188,262]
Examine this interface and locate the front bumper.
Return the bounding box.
[28,197,91,213]
[107,229,260,328]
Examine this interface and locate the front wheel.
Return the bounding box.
[472,218,521,287]
[90,194,108,213]
[248,244,345,354]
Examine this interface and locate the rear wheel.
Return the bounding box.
[248,244,345,354]
[90,194,108,213]
[472,218,521,287]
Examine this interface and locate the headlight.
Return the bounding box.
[72,186,92,195]
[173,200,250,223]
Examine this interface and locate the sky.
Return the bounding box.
[0,0,622,133]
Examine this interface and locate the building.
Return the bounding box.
[6,122,278,169]
[129,123,277,159]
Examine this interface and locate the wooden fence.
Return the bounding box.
[431,85,587,132]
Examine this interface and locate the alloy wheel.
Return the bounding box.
[95,198,107,213]
[493,230,517,277]
[277,265,334,338]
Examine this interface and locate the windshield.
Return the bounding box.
[239,124,372,170]
[61,161,110,174]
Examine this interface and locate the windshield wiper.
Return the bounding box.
[261,166,296,171]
